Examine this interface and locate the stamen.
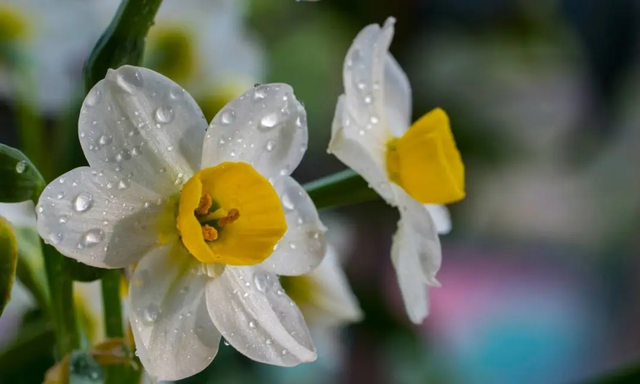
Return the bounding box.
[202,224,218,241]
[218,208,240,227]
[195,193,213,216]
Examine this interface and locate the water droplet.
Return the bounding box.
[230,150,237,157]
[253,87,267,100]
[57,192,65,199]
[118,180,129,189]
[266,339,272,345]
[174,173,184,185]
[295,115,305,129]
[259,113,279,130]
[364,95,373,104]
[14,160,28,174]
[143,303,160,324]
[357,82,366,90]
[72,193,94,213]
[169,87,184,99]
[265,140,276,152]
[85,88,101,106]
[131,146,142,156]
[79,229,104,248]
[223,340,230,346]
[50,233,63,244]
[220,109,235,125]
[155,106,174,124]
[116,68,143,94]
[289,242,297,250]
[276,289,284,296]
[370,115,379,124]
[59,177,66,184]
[281,349,288,356]
[249,320,256,328]
[279,165,291,176]
[254,271,273,293]
[281,193,294,211]
[59,215,69,223]
[167,145,174,152]
[98,134,112,146]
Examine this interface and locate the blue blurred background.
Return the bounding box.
[2,0,640,383]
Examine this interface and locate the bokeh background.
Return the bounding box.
[2,0,640,383]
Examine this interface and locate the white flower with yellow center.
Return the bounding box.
[329,18,465,324]
[35,65,326,381]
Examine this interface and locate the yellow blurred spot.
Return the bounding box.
[177,162,287,265]
[145,25,197,84]
[0,6,29,42]
[386,108,465,204]
[280,275,314,306]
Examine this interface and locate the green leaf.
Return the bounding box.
[14,226,48,311]
[0,216,18,317]
[67,259,108,282]
[83,0,163,91]
[304,169,381,210]
[0,144,45,204]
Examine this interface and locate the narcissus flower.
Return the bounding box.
[36,66,326,381]
[330,18,465,323]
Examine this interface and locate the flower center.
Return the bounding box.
[177,162,287,265]
[385,108,465,204]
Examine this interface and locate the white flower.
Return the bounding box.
[0,0,112,112]
[36,66,326,381]
[281,245,362,328]
[329,18,465,324]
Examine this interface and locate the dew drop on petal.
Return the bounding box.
[220,109,235,125]
[155,106,175,124]
[169,87,184,100]
[281,193,294,211]
[50,233,63,245]
[116,68,143,94]
[77,229,104,250]
[143,303,161,324]
[279,165,291,176]
[72,193,94,213]
[259,113,279,131]
[248,320,256,329]
[265,140,276,152]
[223,339,230,347]
[59,215,69,224]
[85,89,101,107]
[253,271,273,293]
[15,161,27,174]
[98,135,112,146]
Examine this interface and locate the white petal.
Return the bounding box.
[384,54,412,136]
[201,83,307,180]
[426,205,452,235]
[341,17,409,141]
[302,246,363,326]
[206,266,316,366]
[36,167,165,268]
[391,185,442,324]
[79,66,208,195]
[130,244,220,381]
[262,177,326,276]
[329,96,396,203]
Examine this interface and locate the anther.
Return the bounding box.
[202,224,218,241]
[218,208,240,227]
[195,193,213,216]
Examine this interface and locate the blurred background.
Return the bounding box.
[2,0,640,383]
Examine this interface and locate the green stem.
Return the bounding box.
[10,50,48,180]
[41,243,80,359]
[303,169,381,210]
[101,270,124,338]
[83,0,164,91]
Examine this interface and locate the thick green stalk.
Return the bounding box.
[83,0,164,91]
[101,270,124,338]
[303,169,380,210]
[41,243,80,359]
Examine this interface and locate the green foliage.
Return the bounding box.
[304,169,380,210]
[0,216,18,317]
[0,144,45,204]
